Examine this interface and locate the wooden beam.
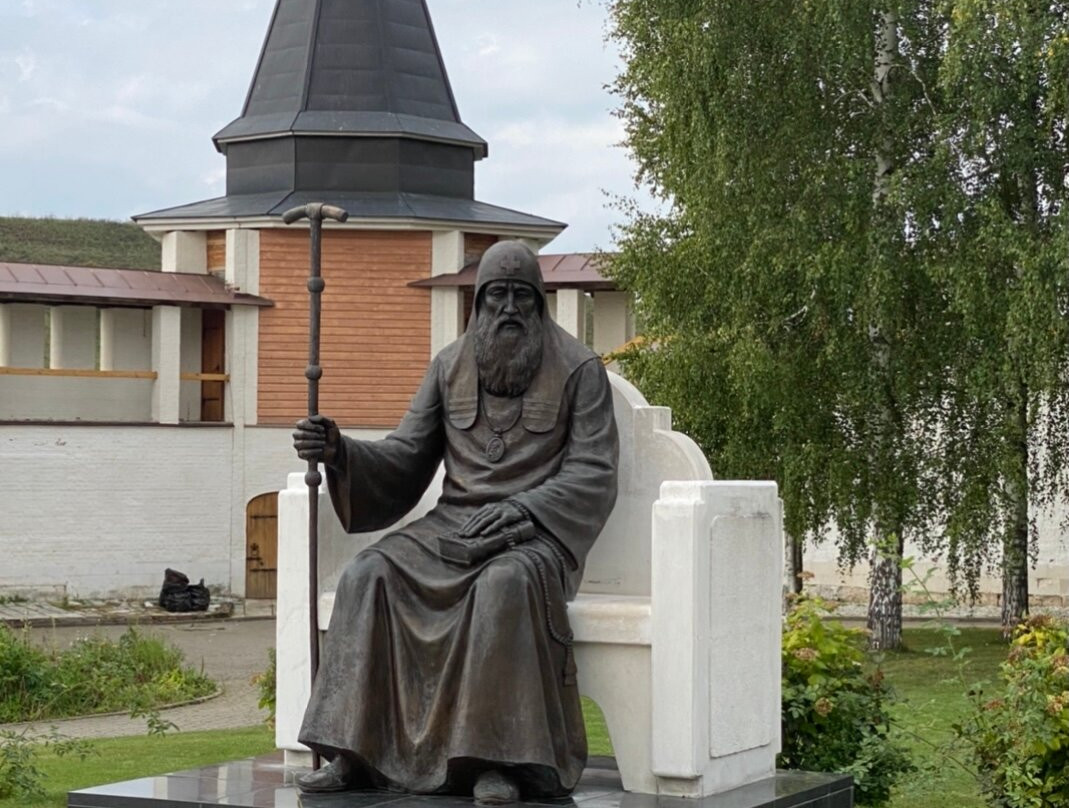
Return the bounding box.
[0,367,157,380]
[180,372,230,382]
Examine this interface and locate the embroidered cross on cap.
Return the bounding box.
[501,254,524,275]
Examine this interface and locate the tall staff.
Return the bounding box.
[282,202,349,769]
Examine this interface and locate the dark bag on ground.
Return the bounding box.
[158,568,211,612]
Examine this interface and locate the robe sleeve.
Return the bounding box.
[326,358,445,533]
[510,358,619,570]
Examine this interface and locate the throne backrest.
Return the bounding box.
[315,372,712,598]
[581,372,712,597]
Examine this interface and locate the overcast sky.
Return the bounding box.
[0,0,656,254]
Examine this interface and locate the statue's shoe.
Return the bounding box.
[294,759,355,793]
[473,771,520,805]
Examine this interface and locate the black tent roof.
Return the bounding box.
[138,0,562,233]
[213,0,486,158]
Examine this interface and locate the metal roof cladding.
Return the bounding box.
[213,0,486,157]
[0,262,274,308]
[137,0,563,233]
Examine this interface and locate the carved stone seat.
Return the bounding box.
[275,372,783,798]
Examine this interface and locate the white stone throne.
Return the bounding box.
[275,372,783,798]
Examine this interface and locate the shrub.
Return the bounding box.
[958,615,1069,808]
[252,648,276,728]
[0,727,93,799]
[779,596,912,806]
[0,625,215,723]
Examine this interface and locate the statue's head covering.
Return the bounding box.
[474,241,545,311]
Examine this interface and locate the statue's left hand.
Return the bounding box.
[458,501,526,537]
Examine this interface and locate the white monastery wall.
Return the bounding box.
[103,308,152,371]
[0,422,389,599]
[804,500,1069,606]
[1,424,233,599]
[0,377,153,422]
[49,306,97,369]
[6,303,46,367]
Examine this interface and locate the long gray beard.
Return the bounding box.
[474,312,544,397]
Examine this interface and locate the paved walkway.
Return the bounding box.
[0,616,276,740]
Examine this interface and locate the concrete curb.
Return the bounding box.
[0,599,276,629]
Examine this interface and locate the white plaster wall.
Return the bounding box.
[6,303,46,368]
[50,306,97,369]
[0,425,234,598]
[0,421,390,600]
[803,498,1069,606]
[0,378,152,422]
[236,425,387,596]
[106,309,152,371]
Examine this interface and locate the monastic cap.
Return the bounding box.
[474,242,545,305]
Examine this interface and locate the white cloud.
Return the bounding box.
[14,51,36,82]
[475,35,500,58]
[201,167,226,191]
[0,0,655,251]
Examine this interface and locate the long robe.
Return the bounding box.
[298,321,619,797]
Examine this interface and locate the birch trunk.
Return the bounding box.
[1001,386,1030,636]
[865,9,903,651]
[788,532,804,595]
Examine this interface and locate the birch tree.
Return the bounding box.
[605,0,949,648]
[922,0,1069,633]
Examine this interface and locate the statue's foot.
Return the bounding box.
[295,757,356,793]
[473,770,520,805]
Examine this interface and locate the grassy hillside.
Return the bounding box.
[0,216,160,270]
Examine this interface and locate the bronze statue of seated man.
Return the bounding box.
[291,241,619,804]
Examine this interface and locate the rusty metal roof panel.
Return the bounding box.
[0,263,273,309]
[410,254,616,292]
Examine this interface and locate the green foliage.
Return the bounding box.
[251,648,276,727]
[606,0,1069,636]
[0,216,160,270]
[0,727,93,800]
[0,625,214,723]
[780,596,912,805]
[957,616,1069,807]
[605,1,952,649]
[917,3,1069,619]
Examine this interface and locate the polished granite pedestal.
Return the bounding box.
[68,754,853,808]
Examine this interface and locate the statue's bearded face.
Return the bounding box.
[474,280,544,397]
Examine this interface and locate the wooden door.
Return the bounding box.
[201,309,226,422]
[245,493,278,599]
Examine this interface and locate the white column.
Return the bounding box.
[544,292,558,323]
[226,229,260,293]
[48,306,63,368]
[161,231,207,274]
[99,309,117,371]
[593,291,632,356]
[226,307,259,427]
[0,304,11,366]
[555,288,587,342]
[430,230,466,357]
[151,305,182,423]
[225,228,261,426]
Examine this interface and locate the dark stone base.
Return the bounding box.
[67,753,853,808]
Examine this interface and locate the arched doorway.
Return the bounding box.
[245,492,279,599]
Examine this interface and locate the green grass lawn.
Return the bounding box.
[1,628,1008,808]
[0,726,275,808]
[0,216,160,269]
[883,626,1008,808]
